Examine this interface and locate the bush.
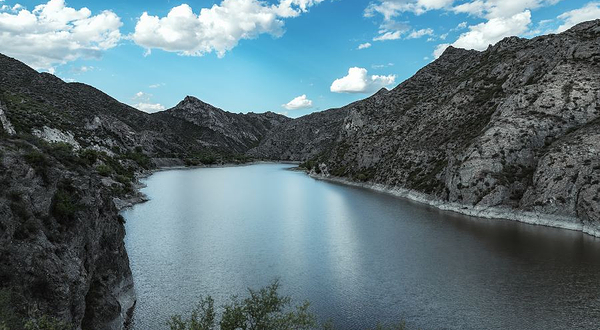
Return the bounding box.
[96,164,113,176]
[24,150,50,182]
[169,280,315,330]
[78,149,99,167]
[51,182,81,223]
[170,281,413,330]
[24,315,73,330]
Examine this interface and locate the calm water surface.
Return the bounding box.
[123,164,600,330]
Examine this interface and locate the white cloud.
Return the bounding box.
[130,91,165,113]
[451,11,531,52]
[433,8,533,58]
[358,42,372,49]
[452,0,560,19]
[372,62,394,69]
[71,65,93,74]
[133,103,166,113]
[132,0,324,57]
[556,2,600,32]
[330,67,396,94]
[282,94,313,110]
[433,43,450,58]
[0,0,122,70]
[365,0,455,18]
[374,30,403,41]
[149,83,165,88]
[406,28,434,39]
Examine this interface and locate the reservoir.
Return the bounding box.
[123,164,600,329]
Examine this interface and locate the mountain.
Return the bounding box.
[1,18,599,330]
[152,96,290,154]
[249,19,600,236]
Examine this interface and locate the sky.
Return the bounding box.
[0,0,599,117]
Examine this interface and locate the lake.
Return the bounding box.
[122,164,600,330]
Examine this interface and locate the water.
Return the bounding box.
[123,164,600,330]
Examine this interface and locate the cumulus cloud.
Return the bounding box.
[432,0,558,58]
[133,103,166,113]
[330,67,396,94]
[358,42,372,49]
[130,91,166,113]
[282,94,313,110]
[452,0,560,19]
[132,0,324,57]
[0,0,122,70]
[555,2,600,32]
[365,0,454,18]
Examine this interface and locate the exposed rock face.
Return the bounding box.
[251,20,600,235]
[153,96,290,153]
[0,140,134,329]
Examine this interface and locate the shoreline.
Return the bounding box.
[116,161,600,239]
[308,173,600,239]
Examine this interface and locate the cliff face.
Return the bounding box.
[250,20,600,235]
[0,137,135,329]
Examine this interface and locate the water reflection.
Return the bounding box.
[123,164,600,330]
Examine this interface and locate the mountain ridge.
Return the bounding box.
[0,19,599,330]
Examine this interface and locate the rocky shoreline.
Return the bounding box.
[308,172,600,238]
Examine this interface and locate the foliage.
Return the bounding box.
[50,181,81,223]
[24,315,73,330]
[168,296,216,330]
[124,149,152,169]
[169,280,316,330]
[0,289,22,330]
[24,150,50,182]
[96,164,113,176]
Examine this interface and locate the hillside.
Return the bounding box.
[250,19,600,236]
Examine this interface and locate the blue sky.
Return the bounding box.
[0,0,598,117]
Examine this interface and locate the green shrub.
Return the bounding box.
[96,164,113,176]
[169,280,315,330]
[78,149,99,167]
[124,150,151,169]
[24,315,73,330]
[24,150,50,182]
[51,182,81,223]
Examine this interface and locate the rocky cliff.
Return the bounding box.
[250,20,600,236]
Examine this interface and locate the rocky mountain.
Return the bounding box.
[1,17,599,330]
[152,96,290,154]
[250,19,600,236]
